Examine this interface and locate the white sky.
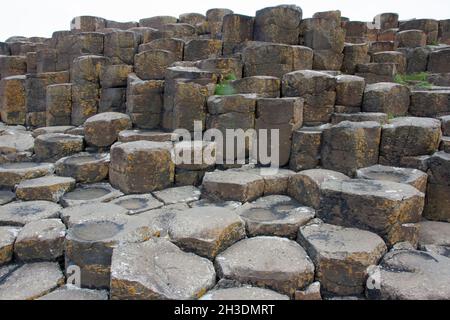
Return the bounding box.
[1,0,450,41]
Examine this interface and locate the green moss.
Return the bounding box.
[214,73,237,96]
[395,72,433,89]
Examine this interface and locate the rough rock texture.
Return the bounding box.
[110,238,216,300]
[0,227,20,265]
[55,152,109,183]
[0,201,61,226]
[0,162,54,188]
[34,133,84,162]
[215,236,315,297]
[424,152,450,222]
[362,83,410,116]
[38,285,108,300]
[60,183,123,207]
[110,194,163,215]
[201,286,289,300]
[84,112,132,148]
[15,176,75,202]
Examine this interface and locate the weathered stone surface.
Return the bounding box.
[424,152,450,222]
[441,116,450,136]
[399,19,439,44]
[118,130,173,143]
[410,90,450,118]
[236,195,314,239]
[242,43,313,78]
[38,285,108,300]
[342,43,370,74]
[168,206,245,259]
[294,281,322,300]
[139,16,178,29]
[134,50,176,81]
[318,179,425,246]
[32,126,75,138]
[110,238,216,299]
[0,162,54,188]
[0,227,20,265]
[254,5,302,45]
[321,121,381,176]
[0,75,27,125]
[0,262,64,300]
[288,169,350,209]
[369,41,396,54]
[366,249,450,299]
[34,133,84,162]
[59,202,128,227]
[362,83,410,116]
[418,220,450,253]
[84,112,132,148]
[379,117,442,166]
[202,286,289,300]
[202,170,264,203]
[55,152,109,183]
[126,75,164,129]
[110,141,174,194]
[0,190,15,205]
[100,64,133,89]
[98,87,127,113]
[335,75,365,107]
[428,48,450,73]
[139,38,184,61]
[0,201,61,226]
[111,194,163,215]
[184,39,223,61]
[45,84,73,126]
[60,183,123,207]
[230,76,280,98]
[196,57,244,79]
[15,176,75,202]
[298,221,386,295]
[206,8,234,39]
[0,56,27,79]
[71,16,106,32]
[104,30,138,65]
[215,237,315,297]
[222,14,254,55]
[331,112,388,125]
[153,186,201,205]
[356,165,428,193]
[396,30,427,48]
[355,63,397,84]
[373,51,406,74]
[14,219,65,262]
[289,125,329,171]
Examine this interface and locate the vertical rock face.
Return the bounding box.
[222,14,254,55]
[424,152,450,222]
[0,75,27,125]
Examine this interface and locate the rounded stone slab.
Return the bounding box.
[236,195,315,239]
[356,164,428,193]
[319,179,425,246]
[60,202,129,227]
[287,169,350,209]
[118,130,175,143]
[55,152,110,184]
[201,286,290,300]
[215,236,315,297]
[366,250,450,300]
[153,186,201,205]
[34,133,84,162]
[15,176,76,202]
[14,219,66,262]
[32,126,75,138]
[0,190,15,205]
[110,238,216,300]
[110,194,163,215]
[202,171,265,203]
[298,221,387,296]
[38,285,108,300]
[84,112,132,148]
[0,130,34,154]
[168,206,246,259]
[60,183,123,207]
[0,162,55,188]
[0,227,20,265]
[0,201,61,226]
[0,262,64,300]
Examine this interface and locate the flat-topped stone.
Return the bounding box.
[298,221,387,295]
[84,112,132,148]
[14,219,66,262]
[0,227,20,265]
[202,170,265,203]
[356,165,428,193]
[55,152,110,183]
[60,202,129,227]
[110,238,216,300]
[418,220,450,250]
[0,190,15,205]
[118,130,175,143]
[0,131,34,155]
[38,285,108,300]
[168,206,246,259]
[236,195,315,239]
[0,162,54,188]
[153,186,201,205]
[0,201,61,226]
[15,176,75,202]
[34,133,84,162]
[0,262,64,300]
[110,194,163,215]
[201,286,290,300]
[32,126,75,138]
[215,236,315,297]
[319,179,425,246]
[60,183,123,207]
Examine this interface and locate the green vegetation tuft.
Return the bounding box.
[394,72,433,89]
[214,73,237,96]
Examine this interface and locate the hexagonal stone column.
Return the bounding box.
[109,141,174,194]
[319,179,425,246]
[15,176,76,202]
[379,117,442,166]
[236,195,314,239]
[215,236,315,297]
[288,169,350,209]
[14,219,66,262]
[0,262,64,300]
[366,249,450,299]
[84,112,132,148]
[356,165,428,193]
[60,183,123,207]
[418,220,450,254]
[0,162,54,188]
[34,133,84,162]
[110,238,216,300]
[55,152,110,183]
[362,83,410,116]
[0,201,61,226]
[0,227,20,265]
[202,170,265,203]
[321,121,381,176]
[201,286,289,300]
[298,221,387,295]
[168,206,245,259]
[424,152,450,222]
[289,125,329,171]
